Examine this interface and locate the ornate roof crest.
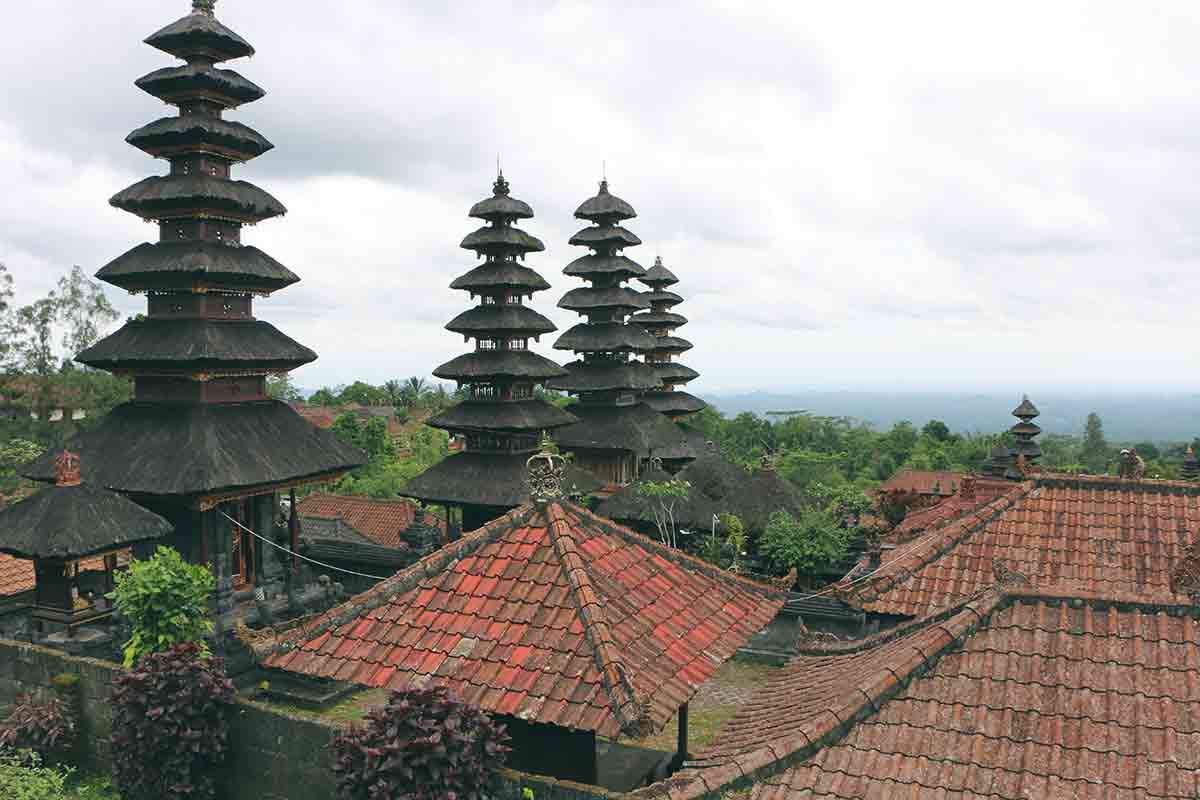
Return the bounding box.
[526,436,566,503]
[193,0,217,16]
[55,450,82,487]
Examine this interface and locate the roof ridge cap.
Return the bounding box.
[543,502,652,738]
[249,504,532,661]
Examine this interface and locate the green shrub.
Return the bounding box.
[108,546,214,666]
[330,686,510,800]
[0,749,71,800]
[760,508,849,575]
[110,642,235,800]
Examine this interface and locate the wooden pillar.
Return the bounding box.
[676,702,689,767]
[289,488,299,574]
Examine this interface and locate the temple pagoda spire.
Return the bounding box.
[630,256,706,419]
[547,180,690,487]
[401,173,579,531]
[1183,447,1199,481]
[25,1,362,614]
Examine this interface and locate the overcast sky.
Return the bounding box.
[3,1,1200,394]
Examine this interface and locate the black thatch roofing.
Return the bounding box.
[468,192,533,222]
[460,226,544,255]
[76,319,316,372]
[563,254,646,280]
[648,336,694,354]
[427,399,578,433]
[301,539,411,571]
[649,362,700,383]
[126,116,273,161]
[641,257,679,286]
[552,402,689,455]
[642,391,707,417]
[136,64,264,107]
[558,287,648,313]
[96,241,300,293]
[568,225,642,250]
[630,311,688,328]
[641,290,683,307]
[574,181,637,222]
[145,9,255,63]
[445,305,556,337]
[596,452,803,532]
[546,360,663,393]
[433,350,565,382]
[553,322,657,354]
[110,175,286,222]
[23,400,365,497]
[0,483,172,560]
[1012,395,1040,418]
[449,262,550,294]
[401,451,601,508]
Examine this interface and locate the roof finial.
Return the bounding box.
[55,450,81,487]
[526,435,566,504]
[193,0,217,16]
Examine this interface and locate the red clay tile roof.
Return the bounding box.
[258,500,787,738]
[885,475,1013,544]
[639,588,1200,799]
[849,475,1200,617]
[297,493,442,549]
[878,469,964,497]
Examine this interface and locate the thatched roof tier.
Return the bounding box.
[76,318,316,372]
[552,321,657,353]
[0,482,171,560]
[630,310,688,328]
[563,254,645,280]
[444,305,556,337]
[96,241,300,294]
[568,225,642,249]
[432,349,566,382]
[574,180,637,222]
[126,116,273,161]
[468,189,533,222]
[650,362,700,383]
[546,359,663,393]
[136,63,264,108]
[401,451,601,508]
[557,286,648,313]
[650,335,694,353]
[427,399,578,434]
[1013,395,1040,418]
[110,175,286,223]
[449,262,550,294]
[650,383,703,413]
[23,401,365,497]
[552,402,690,455]
[641,257,679,286]
[459,225,545,255]
[145,7,255,63]
[641,289,683,307]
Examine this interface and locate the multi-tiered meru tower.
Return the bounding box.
[402,174,577,531]
[25,0,363,610]
[548,181,690,488]
[631,257,706,420]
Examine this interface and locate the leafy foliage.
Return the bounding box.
[110,643,235,800]
[760,508,850,576]
[108,546,215,667]
[635,479,691,549]
[0,749,72,800]
[0,696,75,762]
[330,686,510,800]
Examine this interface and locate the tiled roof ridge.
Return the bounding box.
[249,504,534,661]
[544,502,653,738]
[631,589,1008,800]
[570,500,790,601]
[844,481,1032,609]
[1035,472,1200,493]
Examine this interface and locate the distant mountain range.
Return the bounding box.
[701,391,1200,443]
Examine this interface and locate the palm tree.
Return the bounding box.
[399,376,428,408]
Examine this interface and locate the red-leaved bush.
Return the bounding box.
[110,642,235,800]
[0,693,76,759]
[330,686,510,800]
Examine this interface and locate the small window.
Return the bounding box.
[508,339,527,350]
[483,296,498,305]
[478,339,497,351]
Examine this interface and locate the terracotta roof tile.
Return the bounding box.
[879,469,966,497]
[260,500,786,738]
[0,550,129,598]
[298,492,444,548]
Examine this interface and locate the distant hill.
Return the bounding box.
[701,391,1200,443]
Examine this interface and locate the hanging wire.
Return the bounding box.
[220,511,390,581]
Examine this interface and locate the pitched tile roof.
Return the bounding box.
[257,500,787,738]
[297,492,442,549]
[878,469,964,497]
[848,475,1200,617]
[885,475,1013,544]
[639,588,1200,799]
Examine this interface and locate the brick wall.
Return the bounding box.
[0,639,614,800]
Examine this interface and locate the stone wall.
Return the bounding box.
[0,639,614,800]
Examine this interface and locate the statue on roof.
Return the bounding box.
[1117,448,1145,480]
